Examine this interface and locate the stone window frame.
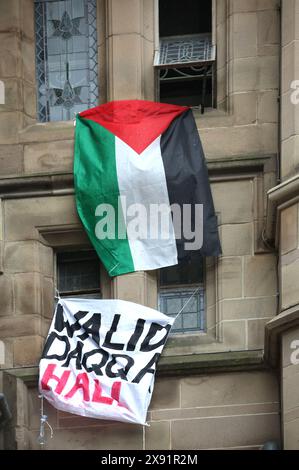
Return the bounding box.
[40,227,112,301]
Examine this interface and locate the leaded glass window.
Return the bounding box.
[34,0,98,122]
[159,256,205,334]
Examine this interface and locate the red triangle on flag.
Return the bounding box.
[80,100,189,154]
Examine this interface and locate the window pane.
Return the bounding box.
[159,288,205,333]
[57,251,101,294]
[159,0,212,37]
[160,255,204,287]
[35,0,98,122]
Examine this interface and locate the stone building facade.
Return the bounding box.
[0,0,298,450]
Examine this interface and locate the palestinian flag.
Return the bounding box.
[74,100,221,277]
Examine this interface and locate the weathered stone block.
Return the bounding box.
[181,371,279,408]
[221,296,276,320]
[281,0,297,47]
[231,12,257,59]
[23,82,36,119]
[4,196,79,242]
[145,421,170,450]
[171,413,280,449]
[247,318,269,349]
[281,204,298,255]
[14,272,41,315]
[108,34,142,100]
[212,180,253,224]
[259,54,279,89]
[281,258,299,309]
[220,223,253,256]
[0,315,40,338]
[229,0,257,14]
[284,419,299,450]
[231,57,258,92]
[0,274,13,316]
[0,0,20,31]
[42,276,54,320]
[281,135,299,179]
[231,92,257,125]
[217,257,243,300]
[0,144,23,176]
[39,243,54,277]
[20,0,35,40]
[21,38,35,84]
[222,320,247,349]
[108,0,141,35]
[142,0,155,42]
[30,424,143,450]
[13,335,43,367]
[258,9,279,49]
[244,254,277,297]
[0,112,21,144]
[258,90,278,124]
[150,377,181,410]
[0,33,20,78]
[4,241,39,273]
[24,140,73,174]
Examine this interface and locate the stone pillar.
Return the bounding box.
[0,0,36,175]
[107,0,155,101]
[281,0,299,179]
[107,0,156,305]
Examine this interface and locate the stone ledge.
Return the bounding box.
[2,350,266,385]
[0,173,74,199]
[0,154,276,199]
[158,349,265,376]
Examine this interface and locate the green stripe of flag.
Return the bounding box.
[74,115,134,276]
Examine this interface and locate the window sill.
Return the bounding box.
[2,350,265,386]
[18,109,233,145]
[193,107,234,129]
[158,349,265,377]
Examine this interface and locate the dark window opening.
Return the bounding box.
[57,250,101,297]
[159,0,212,37]
[156,0,215,112]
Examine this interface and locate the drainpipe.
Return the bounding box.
[277,0,282,185]
[262,0,283,246]
[0,393,12,430]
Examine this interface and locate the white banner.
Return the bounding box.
[39,298,174,425]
